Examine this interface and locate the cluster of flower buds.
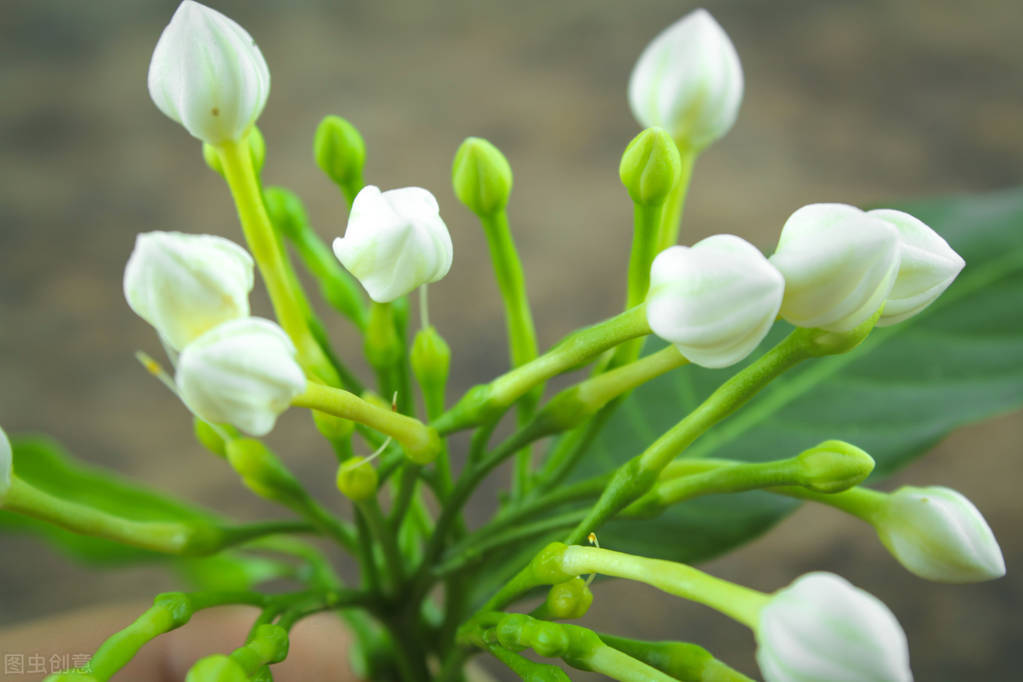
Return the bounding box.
[125,232,305,437]
[646,203,964,368]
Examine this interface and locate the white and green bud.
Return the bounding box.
[333,185,453,303]
[0,426,11,504]
[646,235,784,368]
[770,203,900,333]
[336,456,379,502]
[874,486,1005,583]
[176,318,306,436]
[619,127,683,206]
[148,1,270,144]
[203,126,266,177]
[451,137,514,216]
[867,209,965,326]
[314,115,366,190]
[124,231,254,351]
[756,572,913,682]
[628,9,743,151]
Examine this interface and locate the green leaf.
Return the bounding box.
[571,188,1023,564]
[0,436,218,564]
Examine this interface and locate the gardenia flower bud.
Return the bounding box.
[176,318,306,437]
[628,9,743,151]
[646,235,784,368]
[874,486,1005,583]
[867,209,965,326]
[333,185,453,302]
[148,1,270,144]
[0,425,11,503]
[124,231,254,351]
[770,203,900,332]
[756,572,913,682]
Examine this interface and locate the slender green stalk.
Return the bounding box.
[655,149,696,252]
[214,138,339,385]
[357,497,405,595]
[774,484,888,522]
[598,634,755,682]
[293,382,440,464]
[434,305,651,434]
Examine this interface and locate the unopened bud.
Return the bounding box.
[185,655,248,682]
[193,418,234,458]
[795,440,874,493]
[647,235,784,368]
[628,9,743,151]
[756,572,912,682]
[336,456,378,502]
[770,204,899,333]
[874,485,1005,583]
[314,115,366,190]
[313,411,354,442]
[543,577,594,620]
[411,326,451,391]
[619,127,682,206]
[263,186,310,241]
[148,1,270,144]
[452,137,513,216]
[868,209,965,326]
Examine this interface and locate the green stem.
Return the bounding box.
[215,138,338,384]
[353,508,381,595]
[357,497,405,595]
[434,305,651,434]
[487,644,568,682]
[581,644,679,682]
[599,633,754,682]
[655,149,696,253]
[293,382,440,464]
[558,546,769,629]
[774,485,887,522]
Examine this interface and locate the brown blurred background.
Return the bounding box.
[1,1,1021,680]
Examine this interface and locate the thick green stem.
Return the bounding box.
[774,485,888,522]
[293,383,440,464]
[215,138,339,385]
[357,498,405,595]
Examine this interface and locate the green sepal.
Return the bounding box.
[204,126,266,178]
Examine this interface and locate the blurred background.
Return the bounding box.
[1,0,1021,680]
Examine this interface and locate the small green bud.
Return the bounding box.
[544,577,594,620]
[529,621,571,658]
[185,655,248,682]
[203,126,266,177]
[314,115,366,189]
[619,127,682,206]
[193,418,235,458]
[411,326,451,391]
[452,136,513,216]
[263,185,310,241]
[337,456,379,502]
[496,613,531,651]
[313,410,355,442]
[248,624,290,664]
[796,440,875,493]
[226,438,305,505]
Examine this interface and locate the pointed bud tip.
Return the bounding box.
[619,127,683,206]
[314,115,366,188]
[796,440,874,493]
[452,136,513,216]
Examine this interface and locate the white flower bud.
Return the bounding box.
[756,572,913,682]
[333,185,453,303]
[124,231,254,351]
[646,235,784,368]
[867,210,965,326]
[0,426,11,504]
[148,1,270,144]
[874,486,1005,583]
[770,203,900,332]
[628,9,743,151]
[176,318,306,437]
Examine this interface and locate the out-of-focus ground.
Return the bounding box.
[1,1,1021,680]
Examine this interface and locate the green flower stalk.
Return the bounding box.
[598,634,753,682]
[204,126,266,178]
